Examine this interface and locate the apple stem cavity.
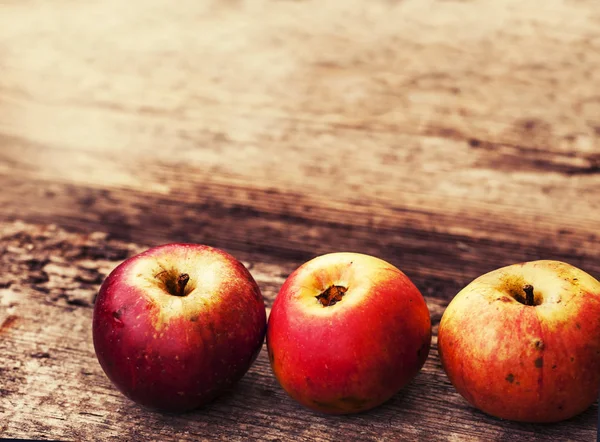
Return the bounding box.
[316,285,347,307]
[177,273,190,297]
[523,284,535,306]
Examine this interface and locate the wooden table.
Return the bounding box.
[1,0,599,440]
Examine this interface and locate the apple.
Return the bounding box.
[93,243,267,412]
[438,260,600,423]
[266,252,432,414]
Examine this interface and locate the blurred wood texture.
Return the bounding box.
[0,0,599,440]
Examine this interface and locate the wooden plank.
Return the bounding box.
[0,221,597,441]
[1,0,599,439]
[1,0,599,297]
[1,0,600,232]
[1,174,599,292]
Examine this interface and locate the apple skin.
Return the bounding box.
[438,260,600,423]
[93,243,267,412]
[266,252,432,414]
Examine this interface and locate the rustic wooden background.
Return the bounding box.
[1,0,599,440]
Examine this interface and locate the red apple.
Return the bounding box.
[266,252,431,414]
[438,260,600,422]
[93,243,266,412]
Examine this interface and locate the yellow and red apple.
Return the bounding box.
[266,252,432,414]
[93,244,267,412]
[438,260,600,422]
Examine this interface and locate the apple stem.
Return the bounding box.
[177,273,190,296]
[316,285,347,307]
[523,284,535,306]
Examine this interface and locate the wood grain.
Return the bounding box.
[1,0,600,281]
[1,0,600,211]
[0,222,597,441]
[1,0,600,439]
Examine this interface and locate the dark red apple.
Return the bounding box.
[93,243,266,412]
[266,252,432,414]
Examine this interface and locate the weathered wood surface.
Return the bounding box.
[0,222,597,441]
[1,0,600,440]
[1,0,600,273]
